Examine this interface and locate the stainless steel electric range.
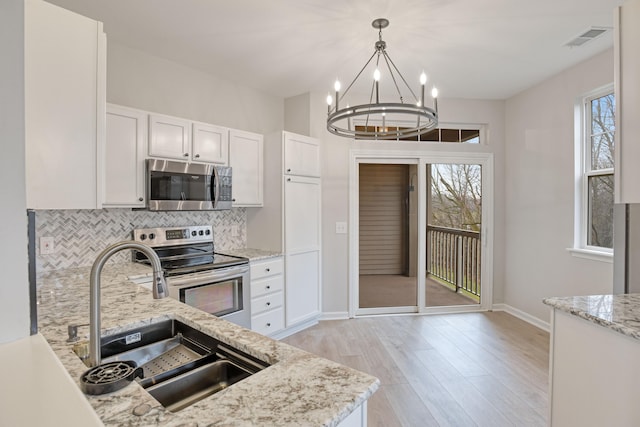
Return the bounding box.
[132,225,250,328]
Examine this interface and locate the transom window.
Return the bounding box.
[354,124,482,143]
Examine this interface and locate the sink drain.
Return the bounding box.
[80,360,143,395]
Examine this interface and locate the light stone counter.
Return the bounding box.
[37,263,379,426]
[221,248,283,261]
[543,293,640,340]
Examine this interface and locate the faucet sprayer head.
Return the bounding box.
[153,271,169,299]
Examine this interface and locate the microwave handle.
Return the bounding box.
[211,166,220,208]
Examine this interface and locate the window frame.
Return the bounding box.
[571,84,614,262]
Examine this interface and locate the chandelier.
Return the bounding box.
[326,18,439,140]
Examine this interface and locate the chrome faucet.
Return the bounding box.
[88,241,168,367]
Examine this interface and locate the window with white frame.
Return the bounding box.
[579,87,615,251]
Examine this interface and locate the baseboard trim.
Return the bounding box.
[493,303,550,332]
[320,311,349,320]
[271,316,320,340]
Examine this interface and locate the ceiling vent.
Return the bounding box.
[565,27,610,48]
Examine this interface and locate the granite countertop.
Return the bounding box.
[37,263,379,426]
[543,293,640,341]
[221,248,283,261]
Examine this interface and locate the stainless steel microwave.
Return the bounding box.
[146,159,232,211]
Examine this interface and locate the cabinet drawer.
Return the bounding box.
[250,258,283,280]
[251,275,284,299]
[251,308,284,336]
[251,291,284,316]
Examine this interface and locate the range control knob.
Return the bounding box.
[205,229,211,235]
[191,230,197,236]
[148,233,155,240]
[139,234,147,241]
[199,230,204,236]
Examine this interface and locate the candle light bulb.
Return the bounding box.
[373,68,381,82]
[431,87,439,98]
[420,72,427,85]
[326,94,333,105]
[334,80,341,92]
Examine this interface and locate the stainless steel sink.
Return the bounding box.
[73,318,269,411]
[145,359,252,412]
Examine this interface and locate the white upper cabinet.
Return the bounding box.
[148,113,191,160]
[614,0,640,203]
[149,114,229,165]
[192,122,229,165]
[102,104,147,207]
[283,132,321,177]
[229,129,264,207]
[25,0,106,209]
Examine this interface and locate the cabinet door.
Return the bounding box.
[229,129,263,207]
[285,176,321,251]
[285,250,320,326]
[148,114,191,160]
[284,132,320,177]
[284,176,321,326]
[192,122,229,165]
[615,1,640,203]
[103,105,146,207]
[25,0,105,209]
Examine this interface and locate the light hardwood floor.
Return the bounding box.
[282,312,549,427]
[359,275,478,308]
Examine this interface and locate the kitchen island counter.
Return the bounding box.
[543,293,640,341]
[37,263,378,426]
[544,293,640,426]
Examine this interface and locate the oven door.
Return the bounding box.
[167,265,250,328]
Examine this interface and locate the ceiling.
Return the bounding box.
[46,0,623,100]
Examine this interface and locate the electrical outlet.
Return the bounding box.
[40,236,55,255]
[335,222,347,234]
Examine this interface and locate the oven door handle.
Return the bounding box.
[169,266,249,287]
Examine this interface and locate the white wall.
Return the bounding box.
[0,0,30,343]
[107,42,284,135]
[297,92,506,315]
[504,49,614,323]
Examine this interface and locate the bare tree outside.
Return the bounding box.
[430,164,482,231]
[588,93,615,249]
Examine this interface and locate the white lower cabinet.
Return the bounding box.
[250,257,284,336]
[549,309,640,425]
[337,403,367,427]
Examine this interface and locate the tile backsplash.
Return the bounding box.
[34,208,246,272]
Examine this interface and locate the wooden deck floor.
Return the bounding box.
[359,274,478,308]
[283,312,549,427]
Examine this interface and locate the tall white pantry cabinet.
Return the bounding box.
[248,132,322,335]
[25,0,106,209]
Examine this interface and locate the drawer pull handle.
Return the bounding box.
[266,285,271,290]
[266,268,270,272]
[266,322,271,327]
[266,302,271,306]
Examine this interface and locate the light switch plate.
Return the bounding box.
[335,222,347,234]
[40,236,55,255]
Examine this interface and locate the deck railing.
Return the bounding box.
[427,225,481,298]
